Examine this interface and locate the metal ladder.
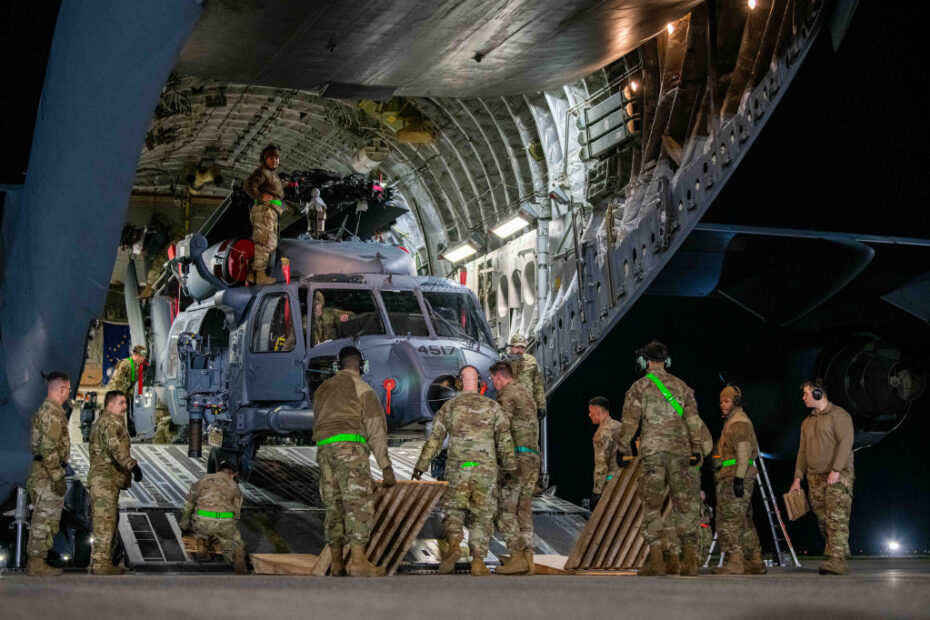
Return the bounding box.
[703,455,801,568]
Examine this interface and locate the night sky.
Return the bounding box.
[2,2,927,555]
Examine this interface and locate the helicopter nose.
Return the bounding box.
[426,374,458,415]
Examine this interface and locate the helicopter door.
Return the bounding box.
[243,285,307,402]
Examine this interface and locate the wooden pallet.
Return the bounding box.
[251,553,320,575]
[564,455,671,571]
[311,480,448,576]
[182,534,224,555]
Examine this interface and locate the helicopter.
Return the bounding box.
[149,191,499,478]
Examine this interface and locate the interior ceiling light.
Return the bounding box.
[666,23,675,34]
[440,239,481,263]
[748,0,757,8]
[490,213,532,238]
[630,79,639,92]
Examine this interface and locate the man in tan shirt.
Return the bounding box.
[313,346,396,577]
[789,379,854,575]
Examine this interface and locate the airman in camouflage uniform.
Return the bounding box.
[618,341,705,576]
[88,390,142,574]
[312,291,354,346]
[587,396,623,509]
[664,420,714,574]
[109,345,146,400]
[153,402,174,444]
[712,386,765,575]
[244,144,285,285]
[507,334,546,419]
[413,365,516,576]
[313,346,395,577]
[25,372,72,576]
[490,361,539,575]
[790,379,855,576]
[179,462,247,573]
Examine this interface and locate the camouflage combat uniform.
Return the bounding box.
[415,392,516,560]
[795,403,855,563]
[312,369,391,547]
[26,398,70,558]
[153,403,173,444]
[619,369,704,550]
[179,473,244,562]
[88,411,137,566]
[510,353,546,411]
[244,163,285,275]
[665,421,713,556]
[495,381,539,553]
[592,416,623,495]
[108,357,138,400]
[715,407,762,558]
[312,295,355,346]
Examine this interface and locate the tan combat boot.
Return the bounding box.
[25,556,63,577]
[330,543,346,576]
[251,270,276,286]
[664,550,681,575]
[818,555,849,575]
[524,550,536,576]
[680,543,700,576]
[744,549,768,575]
[471,557,491,576]
[89,562,126,575]
[712,551,744,575]
[346,544,386,577]
[233,547,248,575]
[495,550,529,575]
[438,535,463,574]
[637,546,666,576]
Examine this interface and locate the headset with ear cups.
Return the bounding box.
[454,365,484,392]
[728,384,743,407]
[810,378,825,401]
[331,350,370,375]
[634,341,671,373]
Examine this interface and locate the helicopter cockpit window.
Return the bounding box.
[422,291,494,348]
[311,288,384,346]
[381,290,430,337]
[251,293,296,353]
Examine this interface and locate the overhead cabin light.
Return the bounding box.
[440,239,481,264]
[666,23,675,34]
[630,80,639,93]
[490,213,532,239]
[748,0,757,8]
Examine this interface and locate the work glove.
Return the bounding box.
[590,493,601,511]
[51,476,66,496]
[537,408,547,421]
[689,453,702,467]
[411,469,423,481]
[132,464,144,482]
[382,466,396,487]
[616,452,631,468]
[733,477,745,499]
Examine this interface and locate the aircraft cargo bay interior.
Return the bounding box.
[1,1,928,617]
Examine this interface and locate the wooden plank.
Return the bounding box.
[601,465,644,567]
[594,462,641,567]
[313,480,446,576]
[251,553,320,575]
[533,554,569,575]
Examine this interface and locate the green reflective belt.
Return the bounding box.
[197,509,234,519]
[255,198,283,206]
[721,459,755,467]
[606,475,613,481]
[515,446,539,455]
[317,433,367,445]
[645,373,684,417]
[461,462,480,469]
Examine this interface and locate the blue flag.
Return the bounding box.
[103,321,131,385]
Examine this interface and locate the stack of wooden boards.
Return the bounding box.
[563,455,670,574]
[244,480,447,575]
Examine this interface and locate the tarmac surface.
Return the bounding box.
[2,559,929,620]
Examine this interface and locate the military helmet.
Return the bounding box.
[508,334,528,348]
[314,291,325,306]
[260,143,280,161]
[132,345,148,358]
